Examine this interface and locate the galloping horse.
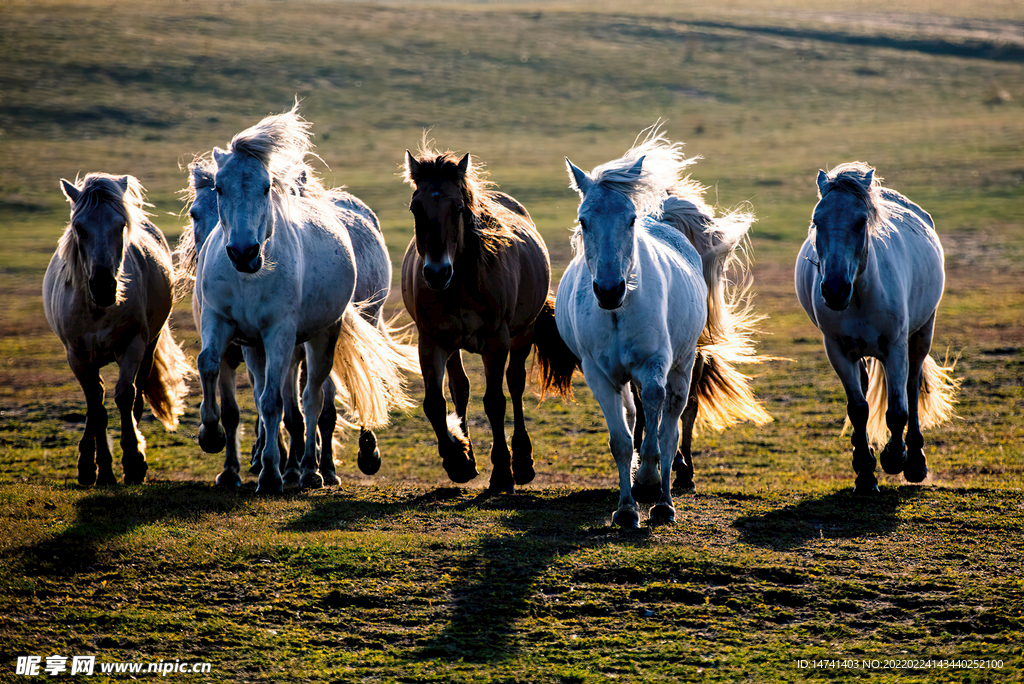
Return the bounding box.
[176,154,394,485]
[402,144,576,493]
[44,173,193,485]
[194,105,416,494]
[796,162,958,493]
[554,130,772,527]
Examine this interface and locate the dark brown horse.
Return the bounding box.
[402,146,576,493]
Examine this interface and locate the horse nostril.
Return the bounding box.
[226,245,240,262]
[241,243,261,262]
[613,279,626,299]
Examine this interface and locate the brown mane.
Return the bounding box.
[404,144,528,256]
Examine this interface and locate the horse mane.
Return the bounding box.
[817,162,910,238]
[172,155,216,295]
[226,103,312,190]
[404,138,527,256]
[571,125,754,257]
[57,173,151,302]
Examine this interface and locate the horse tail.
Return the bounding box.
[531,293,580,400]
[142,323,195,430]
[330,305,419,430]
[853,354,959,448]
[694,224,774,431]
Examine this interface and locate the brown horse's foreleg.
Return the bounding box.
[673,353,703,493]
[481,346,513,494]
[446,351,472,450]
[115,337,149,485]
[421,342,476,483]
[69,354,108,486]
[506,340,535,486]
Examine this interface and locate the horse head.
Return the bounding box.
[566,156,643,310]
[60,175,135,308]
[188,161,220,253]
[812,167,874,311]
[405,150,474,291]
[212,147,275,274]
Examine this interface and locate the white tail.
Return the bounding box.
[330,305,419,430]
[852,354,960,448]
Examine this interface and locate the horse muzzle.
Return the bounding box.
[422,260,453,291]
[593,278,626,310]
[820,279,853,311]
[88,271,118,308]
[226,243,263,274]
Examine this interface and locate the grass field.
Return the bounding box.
[1,1,1022,680]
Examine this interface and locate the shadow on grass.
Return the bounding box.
[6,482,252,576]
[732,486,929,551]
[286,485,651,664]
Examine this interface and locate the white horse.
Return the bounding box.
[557,130,772,528]
[43,173,193,485]
[176,155,395,486]
[194,105,416,494]
[795,162,958,493]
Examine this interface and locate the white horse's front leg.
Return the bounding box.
[649,362,693,525]
[824,339,876,494]
[880,342,910,477]
[198,314,234,455]
[584,359,638,529]
[255,325,295,495]
[631,363,668,506]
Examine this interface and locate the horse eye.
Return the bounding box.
[628,217,636,227]
[214,186,223,195]
[579,218,587,231]
[264,186,271,196]
[189,211,198,222]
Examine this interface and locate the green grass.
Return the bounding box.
[1,1,1022,680]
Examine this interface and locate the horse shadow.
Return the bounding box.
[732,486,927,551]
[286,486,648,664]
[10,482,251,577]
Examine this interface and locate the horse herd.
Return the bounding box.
[42,105,959,527]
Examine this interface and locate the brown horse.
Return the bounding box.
[402,146,576,493]
[43,173,193,485]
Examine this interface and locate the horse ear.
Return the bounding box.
[405,150,420,180]
[816,169,829,196]
[116,176,130,193]
[862,169,874,188]
[457,153,471,176]
[627,156,645,180]
[565,158,590,195]
[212,147,229,166]
[60,179,80,204]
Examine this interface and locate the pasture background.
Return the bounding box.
[1,0,1022,680]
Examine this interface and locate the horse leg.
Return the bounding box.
[215,347,243,488]
[115,336,149,485]
[631,363,668,506]
[446,351,473,454]
[673,352,703,494]
[298,331,337,490]
[254,327,293,495]
[584,360,638,528]
[630,382,645,455]
[507,339,535,486]
[68,355,105,486]
[281,355,304,485]
[317,377,340,485]
[481,344,514,494]
[197,315,233,455]
[825,341,876,494]
[650,364,692,524]
[879,343,910,476]
[903,316,934,483]
[421,341,476,483]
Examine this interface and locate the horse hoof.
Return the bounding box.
[358,447,381,476]
[216,471,242,489]
[97,469,118,487]
[198,423,227,454]
[320,469,340,487]
[283,467,301,485]
[78,468,97,487]
[903,461,928,484]
[612,508,640,529]
[649,503,676,525]
[631,481,662,504]
[255,477,284,496]
[443,457,479,484]
[879,445,906,475]
[487,474,515,495]
[671,476,695,495]
[853,479,880,495]
[513,461,536,486]
[300,470,324,490]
